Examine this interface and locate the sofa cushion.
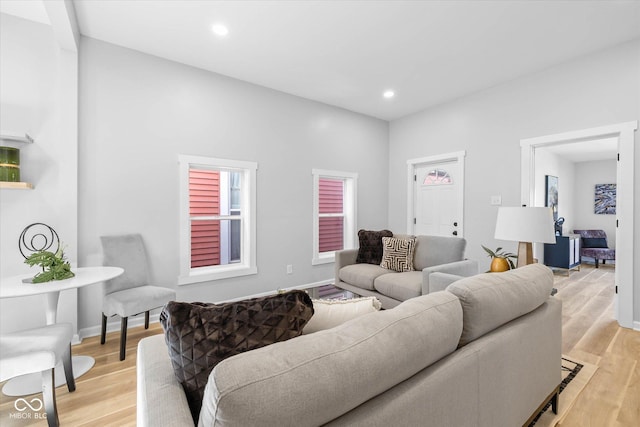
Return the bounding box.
[355,229,393,264]
[403,235,466,270]
[339,263,391,290]
[303,297,382,334]
[447,263,553,347]
[198,291,463,426]
[380,236,416,272]
[374,271,422,302]
[159,290,314,421]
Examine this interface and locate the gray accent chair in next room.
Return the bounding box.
[100,234,176,361]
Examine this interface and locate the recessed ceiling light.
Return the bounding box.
[383,90,395,99]
[211,23,229,37]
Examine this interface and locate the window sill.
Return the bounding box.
[312,254,335,266]
[178,265,257,285]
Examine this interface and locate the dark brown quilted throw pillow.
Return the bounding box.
[159,290,314,422]
[355,229,393,264]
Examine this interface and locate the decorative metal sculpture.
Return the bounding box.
[19,223,74,283]
[19,223,60,260]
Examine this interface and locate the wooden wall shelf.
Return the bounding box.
[0,132,34,144]
[0,182,34,190]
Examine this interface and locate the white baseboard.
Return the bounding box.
[76,278,334,342]
[634,320,640,332]
[78,312,162,342]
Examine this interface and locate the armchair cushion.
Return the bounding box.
[159,290,314,421]
[374,272,422,301]
[355,229,393,264]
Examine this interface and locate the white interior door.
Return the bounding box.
[413,160,462,237]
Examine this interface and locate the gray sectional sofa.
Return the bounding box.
[138,263,561,427]
[335,234,478,308]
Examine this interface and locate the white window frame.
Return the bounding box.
[178,155,257,285]
[312,169,358,265]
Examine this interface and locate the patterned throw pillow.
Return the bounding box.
[159,290,314,422]
[355,229,394,264]
[380,236,416,272]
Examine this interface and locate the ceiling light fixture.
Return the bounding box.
[383,90,395,99]
[211,23,229,37]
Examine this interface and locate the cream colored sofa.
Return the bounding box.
[335,234,478,308]
[138,264,561,427]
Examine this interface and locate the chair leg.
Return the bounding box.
[120,317,128,361]
[145,311,150,329]
[595,259,599,268]
[100,313,107,345]
[42,368,59,427]
[62,343,76,393]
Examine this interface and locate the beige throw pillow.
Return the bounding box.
[303,297,382,334]
[380,236,416,272]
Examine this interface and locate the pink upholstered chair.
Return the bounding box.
[572,229,615,268]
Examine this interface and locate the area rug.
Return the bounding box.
[528,356,598,426]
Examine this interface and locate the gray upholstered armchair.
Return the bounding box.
[572,229,615,268]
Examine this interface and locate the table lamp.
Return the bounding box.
[494,207,556,268]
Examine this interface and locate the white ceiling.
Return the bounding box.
[2,0,640,122]
[542,137,618,163]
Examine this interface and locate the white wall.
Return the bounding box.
[389,40,639,322]
[0,14,78,334]
[77,38,389,335]
[573,160,617,249]
[533,149,575,261]
[533,150,576,233]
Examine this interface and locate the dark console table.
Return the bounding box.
[544,234,581,275]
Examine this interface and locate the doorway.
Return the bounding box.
[407,151,465,237]
[520,121,637,329]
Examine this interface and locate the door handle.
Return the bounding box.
[453,222,458,227]
[452,231,458,236]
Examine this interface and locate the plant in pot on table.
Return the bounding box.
[482,245,517,272]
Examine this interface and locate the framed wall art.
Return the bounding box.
[594,183,616,214]
[545,175,558,221]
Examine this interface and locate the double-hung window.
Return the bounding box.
[179,155,257,284]
[312,169,358,265]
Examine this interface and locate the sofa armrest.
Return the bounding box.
[428,272,466,293]
[335,249,359,284]
[421,259,478,294]
[137,335,194,427]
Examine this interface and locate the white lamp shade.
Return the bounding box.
[494,207,556,244]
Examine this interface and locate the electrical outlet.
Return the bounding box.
[490,195,502,206]
[286,264,293,274]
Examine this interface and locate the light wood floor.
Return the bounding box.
[1,264,638,426]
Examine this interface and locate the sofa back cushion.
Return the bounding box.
[447,263,554,347]
[394,234,466,270]
[198,291,463,426]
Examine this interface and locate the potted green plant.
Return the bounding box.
[481,245,517,272]
[24,246,75,283]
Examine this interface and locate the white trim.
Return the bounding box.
[406,151,466,236]
[520,121,637,329]
[178,155,258,285]
[311,169,358,265]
